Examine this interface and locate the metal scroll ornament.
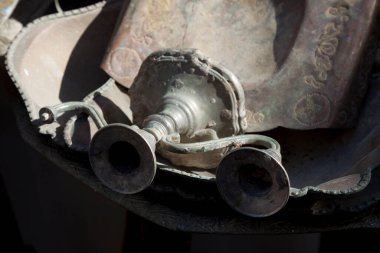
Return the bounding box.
[25,0,378,218]
[39,50,290,217]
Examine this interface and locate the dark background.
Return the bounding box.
[1,0,380,252]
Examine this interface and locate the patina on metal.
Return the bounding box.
[102,0,378,132]
[0,0,21,55]
[126,49,248,171]
[40,49,290,215]
[5,0,380,220]
[217,147,289,217]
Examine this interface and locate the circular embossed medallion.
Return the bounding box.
[294,93,331,126]
[108,47,141,79]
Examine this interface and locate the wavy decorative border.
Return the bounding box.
[4,0,377,200]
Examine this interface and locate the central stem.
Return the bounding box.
[142,102,195,142]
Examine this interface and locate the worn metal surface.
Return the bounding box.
[4,0,380,222]
[129,49,247,170]
[3,0,380,230]
[217,147,289,217]
[3,65,380,232]
[102,0,379,132]
[5,0,380,193]
[130,49,247,139]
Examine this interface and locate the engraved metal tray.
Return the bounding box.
[5,0,380,219]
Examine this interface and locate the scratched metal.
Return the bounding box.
[102,0,379,132]
[4,0,380,210]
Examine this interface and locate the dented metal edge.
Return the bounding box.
[5,0,112,122]
[3,0,378,198]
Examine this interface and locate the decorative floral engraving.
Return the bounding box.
[108,47,142,79]
[294,93,331,126]
[246,110,265,124]
[304,3,349,89]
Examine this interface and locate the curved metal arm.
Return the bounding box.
[39,102,107,129]
[40,102,280,161]
[159,133,281,159]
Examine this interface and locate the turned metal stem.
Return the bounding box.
[38,49,289,217]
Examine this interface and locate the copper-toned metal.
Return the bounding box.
[6,0,380,219]
[96,0,379,215]
[102,0,379,132]
[87,49,282,196]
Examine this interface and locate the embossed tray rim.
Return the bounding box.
[5,0,378,200]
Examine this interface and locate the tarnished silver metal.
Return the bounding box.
[160,133,280,155]
[85,50,287,202]
[102,0,379,132]
[128,49,248,169]
[38,49,286,206]
[165,130,290,217]
[130,49,247,139]
[217,147,289,217]
[90,123,157,194]
[6,0,380,221]
[39,102,107,128]
[0,0,19,25]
